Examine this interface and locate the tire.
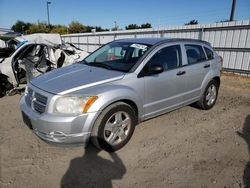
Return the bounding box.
[0,78,13,97]
[0,86,4,97]
[197,79,219,110]
[91,102,136,152]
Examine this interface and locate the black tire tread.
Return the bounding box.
[197,79,219,110]
[91,102,136,152]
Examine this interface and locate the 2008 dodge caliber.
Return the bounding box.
[20,38,222,152]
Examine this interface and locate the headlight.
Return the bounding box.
[54,96,98,114]
[24,86,28,96]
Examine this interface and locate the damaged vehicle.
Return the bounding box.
[0,33,89,97]
[0,32,22,59]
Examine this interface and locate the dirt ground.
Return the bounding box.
[0,73,250,188]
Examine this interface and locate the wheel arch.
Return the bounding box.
[97,98,140,125]
[87,97,140,136]
[212,76,220,87]
[112,99,139,124]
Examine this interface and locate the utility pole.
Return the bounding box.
[230,0,236,21]
[47,1,51,26]
[114,21,118,31]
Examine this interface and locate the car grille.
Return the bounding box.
[25,87,48,114]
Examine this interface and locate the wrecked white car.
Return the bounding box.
[0,33,89,97]
[0,32,22,60]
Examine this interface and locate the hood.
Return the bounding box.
[31,64,125,95]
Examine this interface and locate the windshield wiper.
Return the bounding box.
[79,60,88,65]
[87,62,113,70]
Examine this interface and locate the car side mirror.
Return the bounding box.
[148,65,164,75]
[138,64,164,78]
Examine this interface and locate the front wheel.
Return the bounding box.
[197,80,219,110]
[91,102,136,152]
[0,78,13,97]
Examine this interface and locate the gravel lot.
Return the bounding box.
[0,73,250,188]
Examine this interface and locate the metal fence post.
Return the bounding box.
[87,36,89,53]
[199,27,204,40]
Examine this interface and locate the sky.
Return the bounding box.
[0,0,249,30]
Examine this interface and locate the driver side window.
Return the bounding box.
[147,45,182,71]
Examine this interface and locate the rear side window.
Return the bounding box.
[185,45,206,64]
[147,45,182,70]
[204,47,214,60]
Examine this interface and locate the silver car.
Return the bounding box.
[20,38,222,152]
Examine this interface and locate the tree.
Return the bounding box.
[111,24,120,31]
[51,25,68,35]
[85,26,94,32]
[26,21,50,34]
[85,26,109,33]
[68,21,87,33]
[11,20,31,34]
[95,26,109,32]
[184,20,198,25]
[125,23,152,30]
[125,24,140,30]
[141,23,152,29]
[11,20,115,34]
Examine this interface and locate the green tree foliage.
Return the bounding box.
[184,20,199,25]
[141,23,152,29]
[95,26,109,32]
[11,20,140,34]
[11,20,32,34]
[85,26,109,32]
[51,25,68,35]
[68,21,87,33]
[125,24,140,30]
[26,21,50,34]
[125,23,152,30]
[111,25,120,31]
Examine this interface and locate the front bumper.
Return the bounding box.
[20,95,98,145]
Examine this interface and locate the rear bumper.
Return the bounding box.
[20,95,97,145]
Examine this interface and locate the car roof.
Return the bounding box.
[116,38,211,46]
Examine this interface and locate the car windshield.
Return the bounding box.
[83,41,151,72]
[16,40,28,49]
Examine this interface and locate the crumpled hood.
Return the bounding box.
[31,64,125,95]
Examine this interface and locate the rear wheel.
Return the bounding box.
[197,80,219,110]
[91,102,136,152]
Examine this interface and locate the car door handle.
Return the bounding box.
[176,71,186,76]
[204,64,210,68]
